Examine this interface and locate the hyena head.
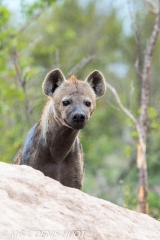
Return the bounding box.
[42,69,106,130]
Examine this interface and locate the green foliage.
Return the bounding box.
[20,0,54,17]
[0,0,160,218]
[148,107,160,130]
[149,191,160,219]
[123,185,137,210]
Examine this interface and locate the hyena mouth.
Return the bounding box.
[64,119,85,130]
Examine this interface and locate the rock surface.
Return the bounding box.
[0,162,160,240]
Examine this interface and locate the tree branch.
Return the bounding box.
[128,0,143,77]
[106,81,145,152]
[12,48,34,127]
[142,0,158,14]
[140,6,160,140]
[1,5,48,52]
[106,82,138,126]
[66,55,95,78]
[18,6,48,34]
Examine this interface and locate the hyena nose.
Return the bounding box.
[72,113,86,122]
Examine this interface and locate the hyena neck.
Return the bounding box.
[40,100,79,160]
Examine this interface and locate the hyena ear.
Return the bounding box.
[86,70,106,98]
[42,68,65,96]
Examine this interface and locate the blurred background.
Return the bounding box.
[0,0,160,218]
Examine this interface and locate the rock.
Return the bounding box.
[0,162,160,240]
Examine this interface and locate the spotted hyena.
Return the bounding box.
[13,69,106,189]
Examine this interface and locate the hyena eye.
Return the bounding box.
[85,101,91,107]
[62,100,70,106]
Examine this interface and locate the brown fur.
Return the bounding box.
[13,69,106,189]
[69,75,77,81]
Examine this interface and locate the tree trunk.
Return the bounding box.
[137,140,148,214]
[137,9,160,214]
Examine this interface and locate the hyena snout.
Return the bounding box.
[72,112,86,122]
[65,109,88,129]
